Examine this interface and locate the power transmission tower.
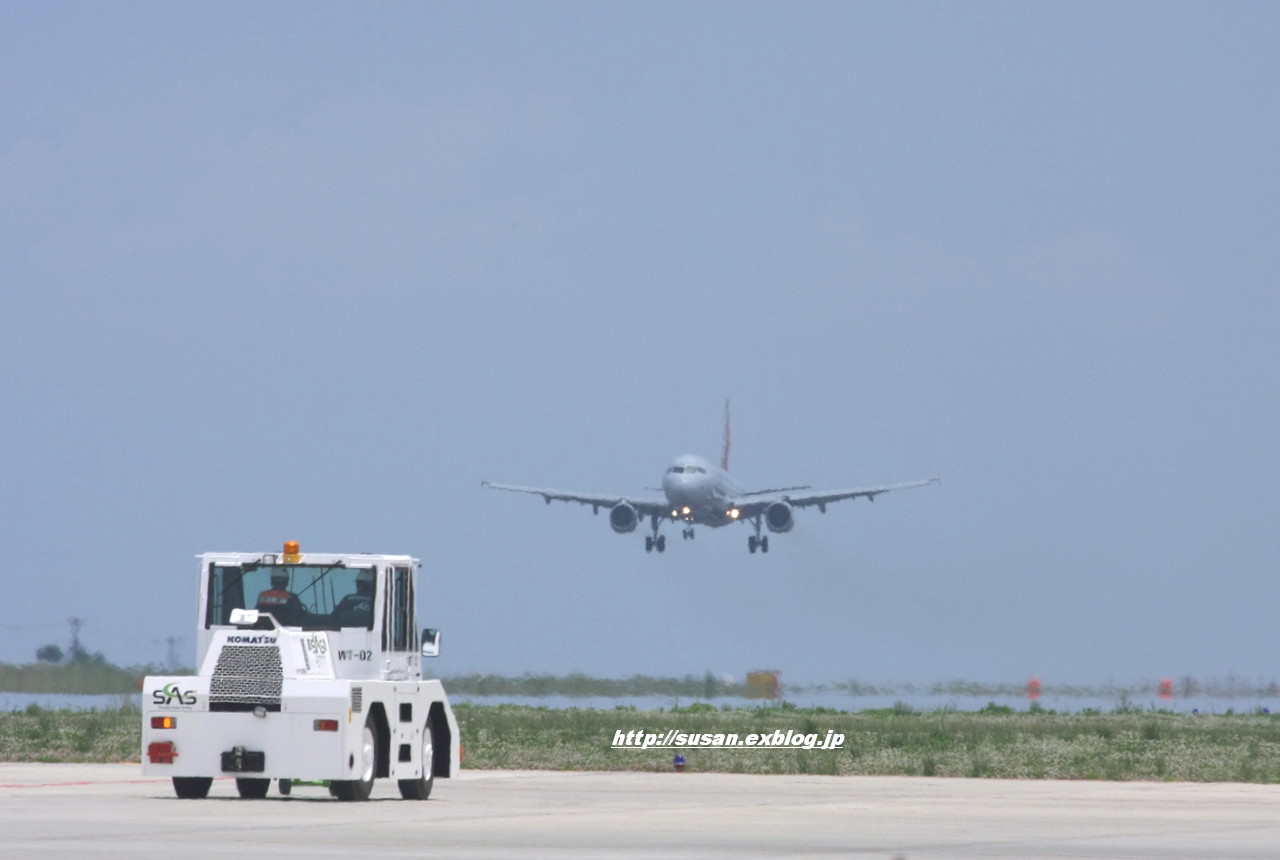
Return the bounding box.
[68,616,85,662]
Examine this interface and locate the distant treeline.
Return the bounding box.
[441,672,754,699]
[5,663,1279,702]
[0,661,182,695]
[827,677,1280,700]
[439,673,1280,701]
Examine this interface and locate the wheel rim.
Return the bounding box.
[360,726,376,783]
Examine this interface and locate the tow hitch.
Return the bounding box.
[221,746,265,773]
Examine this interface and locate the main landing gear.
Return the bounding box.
[645,514,666,553]
[681,527,695,540]
[747,516,769,554]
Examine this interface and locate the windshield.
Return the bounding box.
[206,563,375,631]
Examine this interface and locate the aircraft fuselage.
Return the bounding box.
[661,454,741,528]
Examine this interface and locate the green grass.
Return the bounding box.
[0,704,141,763]
[4,702,1280,781]
[449,703,1280,782]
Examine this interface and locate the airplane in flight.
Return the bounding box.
[483,403,938,554]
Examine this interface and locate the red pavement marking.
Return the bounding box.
[0,775,231,789]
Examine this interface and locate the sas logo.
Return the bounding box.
[152,683,197,708]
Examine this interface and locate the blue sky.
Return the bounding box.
[2,2,1277,687]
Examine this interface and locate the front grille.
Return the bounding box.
[210,645,282,708]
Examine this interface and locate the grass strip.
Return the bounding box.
[7,702,1280,782]
[453,703,1280,781]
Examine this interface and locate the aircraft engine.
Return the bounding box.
[764,501,794,533]
[609,503,639,534]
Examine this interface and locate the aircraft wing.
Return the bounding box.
[482,481,670,518]
[738,484,812,497]
[732,478,938,516]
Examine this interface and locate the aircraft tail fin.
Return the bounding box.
[721,399,731,472]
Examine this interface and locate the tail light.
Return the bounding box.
[147,741,178,764]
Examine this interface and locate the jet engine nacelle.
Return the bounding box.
[764,501,794,533]
[609,503,639,534]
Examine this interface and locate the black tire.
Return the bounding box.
[332,721,378,801]
[172,776,212,799]
[278,778,291,796]
[236,777,270,799]
[398,714,437,800]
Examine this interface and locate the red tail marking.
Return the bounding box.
[721,399,731,471]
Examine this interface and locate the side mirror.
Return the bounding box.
[421,628,441,658]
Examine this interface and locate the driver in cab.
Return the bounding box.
[334,568,375,628]
[255,570,306,626]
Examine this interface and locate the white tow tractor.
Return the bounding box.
[141,541,460,800]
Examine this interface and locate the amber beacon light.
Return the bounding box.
[283,540,301,563]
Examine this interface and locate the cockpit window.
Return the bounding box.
[668,466,683,474]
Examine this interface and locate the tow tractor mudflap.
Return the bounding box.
[221,746,266,773]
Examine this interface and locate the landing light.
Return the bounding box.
[727,508,740,519]
[681,506,691,516]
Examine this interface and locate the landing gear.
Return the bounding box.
[645,515,667,553]
[747,518,769,554]
[681,527,695,540]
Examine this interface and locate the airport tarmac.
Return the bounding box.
[1,763,1278,859]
